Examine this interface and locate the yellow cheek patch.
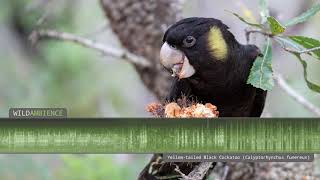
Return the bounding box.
[207,26,228,61]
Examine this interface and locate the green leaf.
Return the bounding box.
[274,36,305,51]
[226,10,263,28]
[259,0,270,24]
[274,37,320,93]
[267,16,286,35]
[291,53,320,93]
[247,38,274,91]
[285,4,320,27]
[289,36,320,59]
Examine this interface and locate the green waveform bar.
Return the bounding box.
[0,118,319,153]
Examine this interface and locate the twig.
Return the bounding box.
[221,164,230,180]
[154,174,183,180]
[245,29,273,43]
[174,165,192,180]
[274,73,320,116]
[34,8,52,27]
[180,162,214,180]
[29,29,151,68]
[246,29,320,56]
[246,29,320,116]
[283,46,320,55]
[245,29,273,37]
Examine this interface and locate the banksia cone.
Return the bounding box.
[146,97,219,118]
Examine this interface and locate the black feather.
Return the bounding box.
[164,17,267,117]
[138,17,267,180]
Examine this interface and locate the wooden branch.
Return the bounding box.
[245,29,273,43]
[173,165,192,180]
[221,164,230,180]
[100,0,182,100]
[246,29,320,56]
[29,29,151,68]
[274,73,320,116]
[284,46,320,55]
[180,162,214,180]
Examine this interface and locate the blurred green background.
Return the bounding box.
[0,0,320,179]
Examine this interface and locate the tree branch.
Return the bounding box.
[245,29,273,43]
[180,162,214,180]
[29,29,151,68]
[100,0,182,100]
[245,29,320,56]
[283,46,320,55]
[173,165,192,180]
[274,73,320,116]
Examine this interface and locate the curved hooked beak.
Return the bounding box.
[160,42,195,79]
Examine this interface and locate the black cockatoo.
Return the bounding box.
[138,17,267,180]
[161,17,267,117]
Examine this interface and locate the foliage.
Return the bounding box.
[285,4,320,27]
[267,16,286,35]
[230,1,320,93]
[0,155,53,180]
[0,0,144,117]
[0,154,147,180]
[226,10,263,28]
[247,38,273,90]
[258,0,269,24]
[289,36,320,59]
[57,155,131,180]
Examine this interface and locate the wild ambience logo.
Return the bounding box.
[9,108,67,118]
